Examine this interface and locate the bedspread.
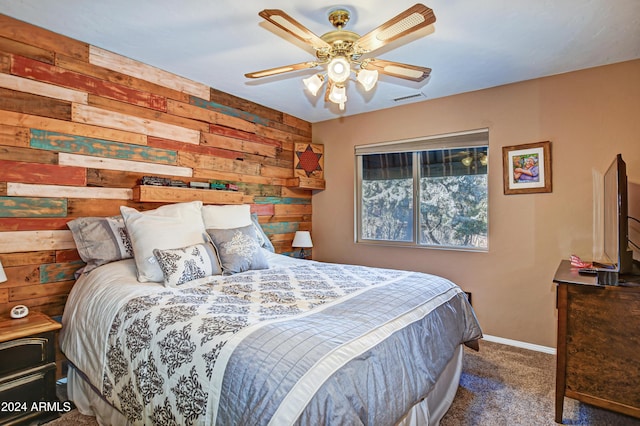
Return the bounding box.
[60,259,482,425]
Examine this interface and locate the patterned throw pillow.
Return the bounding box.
[206,225,269,275]
[153,243,221,287]
[67,215,133,273]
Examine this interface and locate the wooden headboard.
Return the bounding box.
[0,14,314,320]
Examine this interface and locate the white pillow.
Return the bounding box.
[201,204,252,229]
[121,201,207,282]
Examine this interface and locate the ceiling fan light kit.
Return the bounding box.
[246,4,436,112]
[302,74,325,96]
[357,69,379,91]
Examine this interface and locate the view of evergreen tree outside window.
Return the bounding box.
[358,145,488,249]
[360,153,413,241]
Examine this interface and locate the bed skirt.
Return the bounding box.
[67,344,463,426]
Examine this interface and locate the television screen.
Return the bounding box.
[602,154,633,273]
[602,156,620,267]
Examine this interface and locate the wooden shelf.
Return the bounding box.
[132,185,245,204]
[286,177,325,190]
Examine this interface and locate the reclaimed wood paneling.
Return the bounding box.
[7,183,132,200]
[89,46,210,100]
[0,72,88,104]
[10,280,76,302]
[0,124,29,147]
[0,14,314,325]
[192,168,289,186]
[0,87,72,120]
[86,168,146,189]
[0,159,86,186]
[148,136,240,160]
[0,251,56,267]
[0,145,58,164]
[12,55,167,111]
[40,261,85,283]
[201,132,278,158]
[0,196,67,217]
[0,14,88,61]
[1,264,40,287]
[0,230,75,253]
[30,129,177,165]
[72,103,200,144]
[0,36,55,64]
[0,109,147,146]
[88,95,209,133]
[0,218,73,231]
[55,249,81,263]
[56,54,191,104]
[66,199,144,217]
[58,153,192,177]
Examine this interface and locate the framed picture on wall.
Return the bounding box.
[502,141,552,194]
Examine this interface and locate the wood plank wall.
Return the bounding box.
[0,14,313,320]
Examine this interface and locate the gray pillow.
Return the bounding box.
[206,225,269,275]
[153,243,221,287]
[67,216,133,273]
[251,213,275,253]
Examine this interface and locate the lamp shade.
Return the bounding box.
[0,260,7,283]
[327,57,351,83]
[303,74,325,96]
[328,84,347,110]
[357,69,378,91]
[292,231,313,248]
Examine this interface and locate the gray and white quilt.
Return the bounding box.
[60,257,482,426]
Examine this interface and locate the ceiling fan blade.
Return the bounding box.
[245,61,319,79]
[355,4,436,53]
[363,59,431,82]
[259,9,331,51]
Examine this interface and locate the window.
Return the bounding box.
[356,129,489,250]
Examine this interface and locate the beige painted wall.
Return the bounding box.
[311,59,640,348]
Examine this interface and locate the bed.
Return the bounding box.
[60,201,482,425]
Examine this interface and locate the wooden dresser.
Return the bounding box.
[0,312,62,425]
[553,260,640,423]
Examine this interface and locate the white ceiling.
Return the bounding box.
[1,0,639,123]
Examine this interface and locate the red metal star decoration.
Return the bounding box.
[295,144,323,177]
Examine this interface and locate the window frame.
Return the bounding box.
[355,129,489,251]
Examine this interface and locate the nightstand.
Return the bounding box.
[0,312,62,425]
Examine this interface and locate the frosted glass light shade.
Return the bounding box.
[357,69,378,91]
[328,84,347,110]
[327,57,351,83]
[303,74,324,96]
[292,231,313,248]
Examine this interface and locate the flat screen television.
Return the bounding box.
[601,154,634,274]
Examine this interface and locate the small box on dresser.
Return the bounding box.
[0,312,62,425]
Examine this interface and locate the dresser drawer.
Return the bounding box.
[0,331,55,377]
[0,362,58,425]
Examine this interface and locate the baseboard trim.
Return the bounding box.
[482,334,556,355]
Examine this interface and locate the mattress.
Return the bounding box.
[60,252,482,425]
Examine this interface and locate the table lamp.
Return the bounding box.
[292,231,313,259]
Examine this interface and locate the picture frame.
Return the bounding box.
[502,141,552,195]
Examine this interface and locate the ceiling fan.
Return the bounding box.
[245,4,436,111]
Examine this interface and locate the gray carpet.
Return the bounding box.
[441,341,640,425]
[46,340,640,425]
